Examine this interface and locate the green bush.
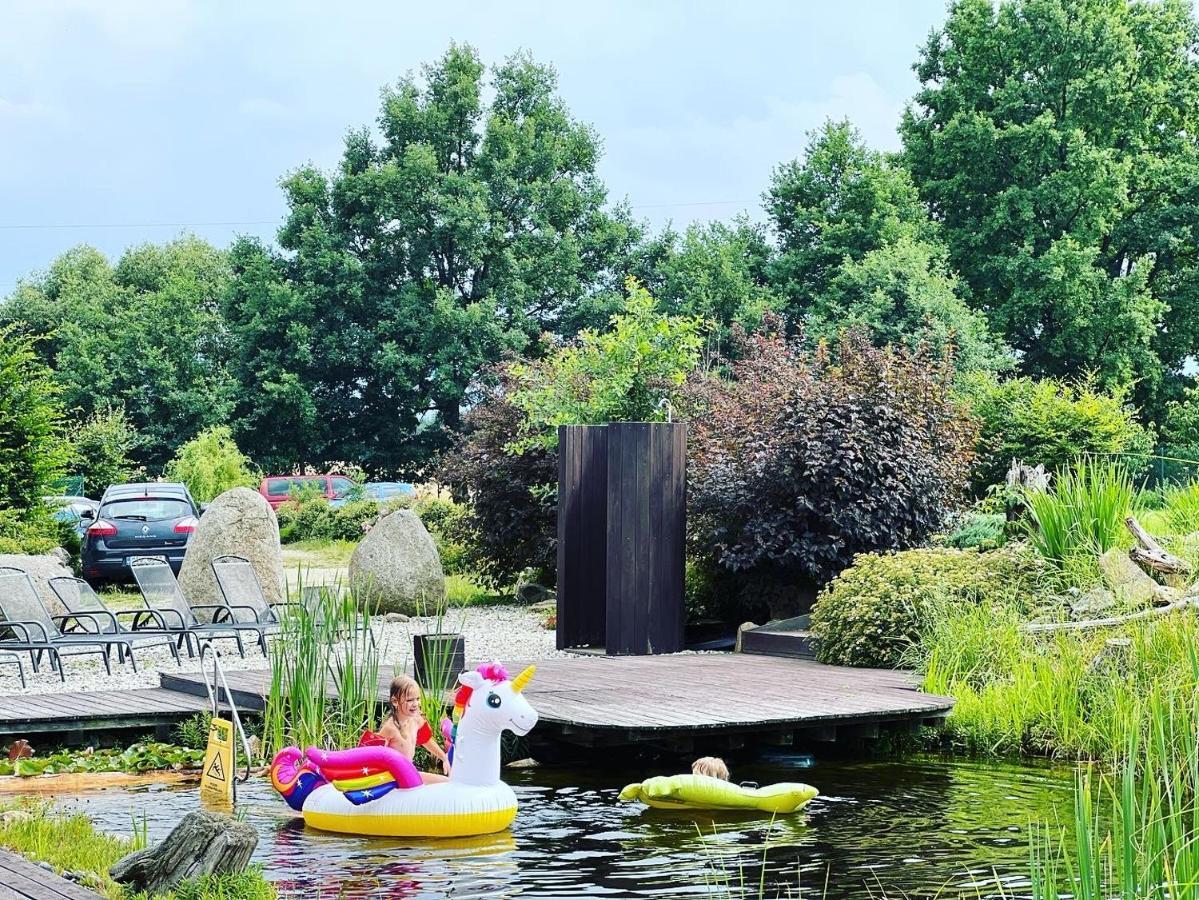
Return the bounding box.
[959,372,1153,493]
[410,496,471,576]
[811,545,1052,668]
[940,511,1007,551]
[164,425,258,503]
[0,506,68,555]
[68,404,142,496]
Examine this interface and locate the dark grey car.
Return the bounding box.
[81,483,199,586]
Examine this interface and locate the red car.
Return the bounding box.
[259,474,356,510]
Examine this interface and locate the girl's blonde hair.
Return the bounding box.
[389,675,420,718]
[692,756,729,780]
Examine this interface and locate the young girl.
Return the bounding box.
[692,756,730,780]
[377,674,451,783]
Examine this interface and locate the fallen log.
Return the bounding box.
[1023,597,1198,634]
[110,809,256,896]
[1126,515,1191,580]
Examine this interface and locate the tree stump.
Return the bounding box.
[110,809,257,896]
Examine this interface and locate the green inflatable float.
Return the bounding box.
[619,774,818,813]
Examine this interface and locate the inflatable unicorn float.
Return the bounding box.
[270,663,538,838]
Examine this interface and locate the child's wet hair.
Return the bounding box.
[389,674,420,703]
[692,756,730,780]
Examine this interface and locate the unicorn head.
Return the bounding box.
[449,663,539,786]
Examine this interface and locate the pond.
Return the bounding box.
[52,753,1079,898]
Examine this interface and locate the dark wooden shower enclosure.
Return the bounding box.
[556,422,686,655]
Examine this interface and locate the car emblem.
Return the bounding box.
[141,525,149,535]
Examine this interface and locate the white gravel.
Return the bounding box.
[0,605,565,697]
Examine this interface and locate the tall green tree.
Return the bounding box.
[767,121,1010,373]
[901,0,1199,408]
[229,44,639,476]
[0,237,234,468]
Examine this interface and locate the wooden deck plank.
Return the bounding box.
[0,849,101,898]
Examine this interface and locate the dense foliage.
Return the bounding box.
[276,497,379,544]
[0,326,69,525]
[687,328,977,589]
[0,239,234,469]
[164,425,258,504]
[68,405,141,496]
[508,279,705,450]
[902,0,1199,413]
[767,121,1011,375]
[438,368,559,586]
[960,372,1154,492]
[222,44,638,476]
[811,544,1051,668]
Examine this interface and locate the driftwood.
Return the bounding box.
[110,809,256,896]
[1023,596,1198,634]
[1126,515,1192,581]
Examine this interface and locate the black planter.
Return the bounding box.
[412,633,466,695]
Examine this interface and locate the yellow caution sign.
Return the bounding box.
[199,716,234,807]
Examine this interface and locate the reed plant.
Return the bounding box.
[1024,456,1134,568]
[1030,687,1199,900]
[1162,480,1199,536]
[263,575,381,753]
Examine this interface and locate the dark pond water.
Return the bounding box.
[53,753,1080,899]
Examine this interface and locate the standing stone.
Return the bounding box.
[1097,548,1159,606]
[0,553,73,615]
[178,488,283,617]
[349,509,445,615]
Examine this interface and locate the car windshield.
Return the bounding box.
[102,499,191,521]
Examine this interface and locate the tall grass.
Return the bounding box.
[263,578,380,753]
[1162,480,1199,536]
[1024,457,1134,567]
[1031,688,1199,900]
[912,590,1199,760]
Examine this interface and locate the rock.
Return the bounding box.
[1098,548,1159,606]
[734,621,758,654]
[0,553,73,615]
[383,612,410,624]
[515,582,554,605]
[1069,587,1118,619]
[0,810,34,826]
[1087,637,1132,676]
[349,510,445,616]
[178,488,283,620]
[506,757,540,769]
[110,810,257,896]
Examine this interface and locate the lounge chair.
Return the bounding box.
[0,651,25,689]
[129,557,255,658]
[210,555,300,655]
[0,567,148,679]
[47,576,182,667]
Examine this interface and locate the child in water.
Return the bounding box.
[692,756,730,780]
[378,674,451,783]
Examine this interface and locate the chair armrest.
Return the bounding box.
[54,612,113,635]
[223,603,263,624]
[191,604,237,625]
[149,606,187,629]
[115,609,168,631]
[0,620,49,643]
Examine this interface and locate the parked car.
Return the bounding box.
[258,474,356,510]
[362,482,415,503]
[43,495,99,536]
[81,483,200,586]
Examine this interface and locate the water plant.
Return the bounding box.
[1023,456,1134,567]
[263,577,380,753]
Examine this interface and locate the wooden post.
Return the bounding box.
[556,425,608,649]
[110,810,257,896]
[605,423,686,655]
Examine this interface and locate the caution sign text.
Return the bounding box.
[199,716,234,807]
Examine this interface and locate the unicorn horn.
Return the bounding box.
[511,665,536,693]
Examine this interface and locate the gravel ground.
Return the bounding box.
[0,605,566,697]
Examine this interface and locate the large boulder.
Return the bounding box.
[178,488,283,616]
[349,510,445,615]
[0,553,73,615]
[1098,548,1159,606]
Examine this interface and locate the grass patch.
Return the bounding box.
[446,573,509,607]
[280,539,356,569]
[1024,456,1134,568]
[0,798,138,897]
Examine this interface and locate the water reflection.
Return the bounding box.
[52,754,1079,899]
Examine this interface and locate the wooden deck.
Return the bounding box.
[161,654,953,749]
[0,687,211,738]
[0,848,101,898]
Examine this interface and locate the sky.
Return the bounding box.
[0,0,948,293]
